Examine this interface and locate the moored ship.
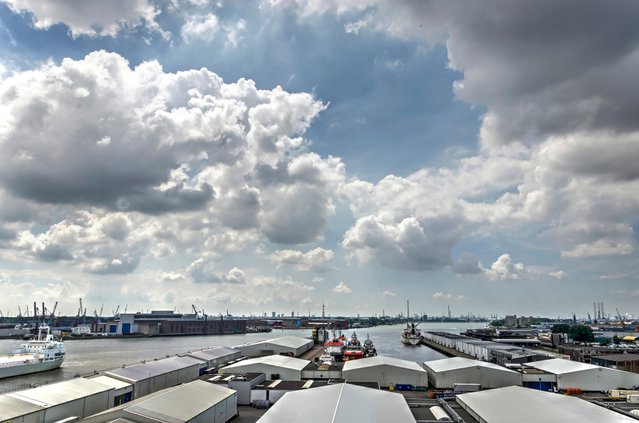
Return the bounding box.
[401,300,421,345]
[0,325,65,379]
[343,332,365,361]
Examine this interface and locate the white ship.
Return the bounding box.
[401,300,421,345]
[0,325,65,379]
[401,322,421,345]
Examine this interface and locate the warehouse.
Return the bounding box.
[342,356,429,388]
[7,378,112,422]
[219,354,310,381]
[82,380,237,423]
[186,346,242,371]
[237,336,314,357]
[105,355,204,399]
[525,358,639,391]
[88,375,134,407]
[456,385,638,422]
[207,372,266,405]
[423,357,522,389]
[251,379,331,405]
[257,383,414,422]
[302,360,343,379]
[0,395,45,423]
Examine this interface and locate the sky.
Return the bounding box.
[0,0,638,319]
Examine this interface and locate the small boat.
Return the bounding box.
[0,325,65,379]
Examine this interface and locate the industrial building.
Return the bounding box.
[185,346,242,371]
[256,383,415,422]
[524,358,639,391]
[219,354,310,381]
[82,380,237,423]
[100,311,246,336]
[251,379,331,406]
[342,356,429,388]
[237,336,314,358]
[591,354,639,374]
[207,372,267,405]
[456,385,638,422]
[423,357,522,389]
[105,355,204,399]
[424,331,554,364]
[88,375,134,407]
[302,360,343,380]
[0,395,45,423]
[6,378,114,422]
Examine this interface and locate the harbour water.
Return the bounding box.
[0,322,487,393]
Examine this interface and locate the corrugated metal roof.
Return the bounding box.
[457,385,638,422]
[186,346,240,361]
[424,357,519,374]
[257,383,414,423]
[8,378,111,406]
[526,358,599,374]
[248,336,313,349]
[90,375,133,390]
[124,380,234,421]
[222,354,309,371]
[343,355,425,373]
[105,355,203,382]
[0,395,44,420]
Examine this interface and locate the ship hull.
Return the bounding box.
[0,357,64,379]
[401,335,421,345]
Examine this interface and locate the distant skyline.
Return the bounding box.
[0,1,638,319]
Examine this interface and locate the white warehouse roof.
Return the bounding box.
[526,358,600,374]
[90,375,133,390]
[457,385,637,422]
[124,380,235,422]
[8,377,112,406]
[106,355,203,382]
[187,346,240,361]
[0,395,44,421]
[246,336,313,349]
[425,356,516,373]
[344,355,424,372]
[222,354,309,372]
[257,383,415,423]
[423,357,521,389]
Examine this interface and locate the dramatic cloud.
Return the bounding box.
[270,247,335,272]
[484,254,527,281]
[186,258,245,284]
[0,52,340,245]
[1,0,161,37]
[181,13,219,42]
[453,252,483,275]
[332,281,351,294]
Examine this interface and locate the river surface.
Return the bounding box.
[0,322,487,393]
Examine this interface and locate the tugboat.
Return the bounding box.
[0,325,65,379]
[363,334,377,357]
[343,332,365,361]
[324,331,346,361]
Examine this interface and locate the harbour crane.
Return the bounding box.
[17,306,22,318]
[112,305,120,317]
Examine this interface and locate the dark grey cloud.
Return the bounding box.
[453,252,483,274]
